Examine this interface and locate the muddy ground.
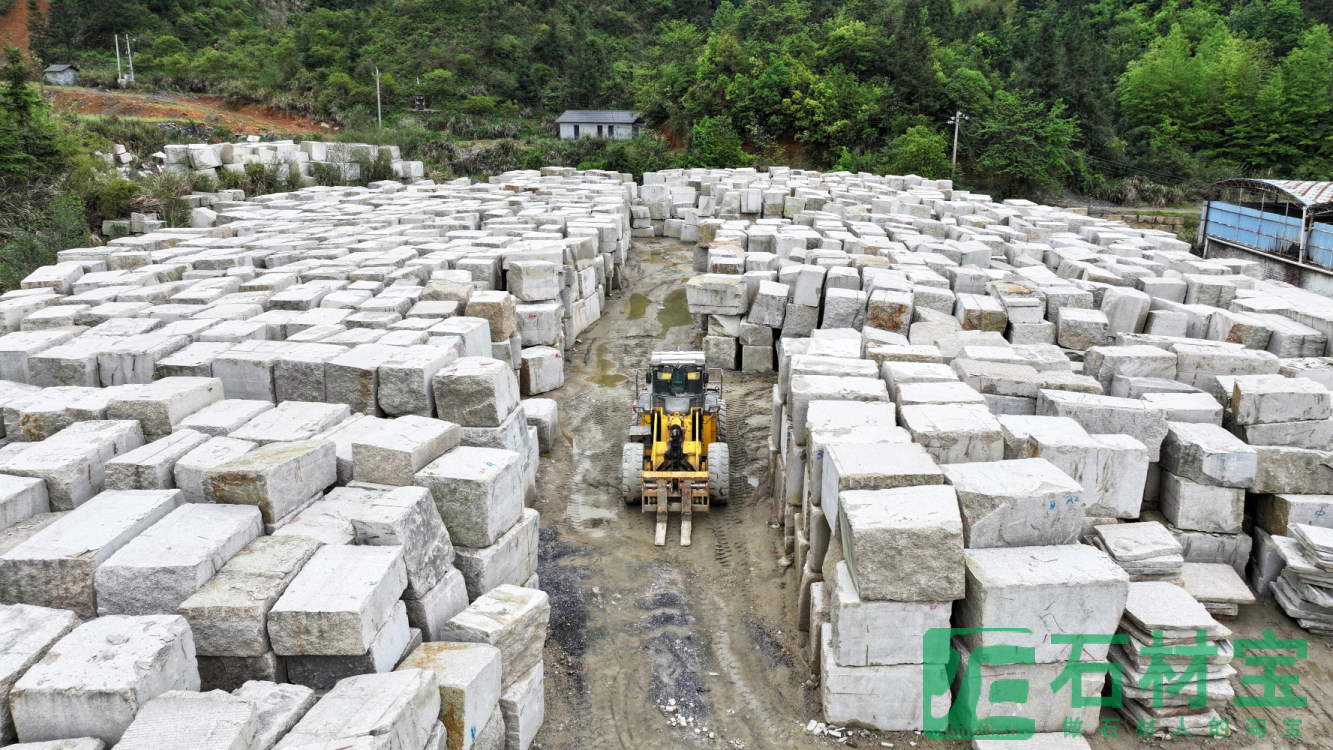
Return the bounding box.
[531,237,1332,750]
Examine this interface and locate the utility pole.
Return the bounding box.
[114,35,123,86]
[948,110,969,176]
[374,67,382,128]
[125,35,135,84]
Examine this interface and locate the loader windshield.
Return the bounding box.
[652,365,704,397]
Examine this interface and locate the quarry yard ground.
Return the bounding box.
[532,237,1333,750]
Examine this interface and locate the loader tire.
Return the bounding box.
[622,443,643,504]
[708,442,730,506]
[716,398,728,443]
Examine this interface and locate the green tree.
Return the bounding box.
[889,125,951,179]
[679,115,750,168]
[973,90,1078,199]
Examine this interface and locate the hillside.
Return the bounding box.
[8,0,1333,201]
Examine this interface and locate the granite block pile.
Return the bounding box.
[0,165,632,748]
[636,166,1333,734]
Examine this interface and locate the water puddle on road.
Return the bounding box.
[586,341,628,388]
[623,293,652,320]
[656,287,691,330]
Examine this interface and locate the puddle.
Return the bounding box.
[623,293,652,320]
[586,341,628,387]
[656,287,691,330]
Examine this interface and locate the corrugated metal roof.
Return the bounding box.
[1213,178,1333,214]
[556,110,641,124]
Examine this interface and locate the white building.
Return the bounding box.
[556,110,643,140]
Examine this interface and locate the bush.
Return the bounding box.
[460,95,497,114]
[91,178,142,226]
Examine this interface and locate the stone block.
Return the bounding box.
[1253,493,1333,536]
[231,681,316,750]
[453,509,539,601]
[285,602,412,690]
[0,604,80,743]
[196,653,286,692]
[1230,373,1333,425]
[326,344,403,416]
[274,670,439,750]
[0,420,145,510]
[1099,286,1151,335]
[204,440,337,524]
[404,567,470,641]
[104,429,211,491]
[820,441,942,525]
[350,485,454,598]
[1250,446,1333,494]
[500,662,543,750]
[1139,392,1223,425]
[685,274,747,315]
[0,475,48,533]
[0,489,182,617]
[10,615,200,745]
[820,626,945,731]
[415,447,523,548]
[953,642,1101,735]
[379,345,458,418]
[352,416,460,487]
[955,545,1129,663]
[828,562,949,666]
[115,690,258,750]
[397,643,500,750]
[466,291,517,342]
[1159,470,1244,533]
[1082,345,1175,393]
[789,374,888,443]
[95,503,261,616]
[506,261,561,302]
[230,401,349,445]
[174,399,274,437]
[1035,389,1168,460]
[839,485,963,602]
[173,436,256,504]
[746,281,788,328]
[518,347,564,396]
[179,535,322,658]
[898,403,1004,464]
[438,584,549,690]
[1056,308,1109,350]
[1159,421,1256,488]
[941,457,1084,549]
[274,344,349,403]
[522,399,558,454]
[434,357,521,427]
[268,544,408,656]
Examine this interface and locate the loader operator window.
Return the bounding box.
[652,365,704,397]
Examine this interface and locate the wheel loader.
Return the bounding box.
[622,351,729,546]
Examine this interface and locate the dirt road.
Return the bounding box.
[45,87,327,135]
[532,237,1333,750]
[533,237,846,750]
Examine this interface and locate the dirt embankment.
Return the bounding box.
[0,0,45,52]
[44,86,328,136]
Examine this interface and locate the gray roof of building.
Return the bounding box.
[44,64,78,73]
[556,110,641,124]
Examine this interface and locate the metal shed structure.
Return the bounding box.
[556,110,643,140]
[1202,179,1333,268]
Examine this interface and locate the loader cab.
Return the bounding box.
[650,363,706,398]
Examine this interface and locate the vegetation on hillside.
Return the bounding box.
[19,0,1333,200]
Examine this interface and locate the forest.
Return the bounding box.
[22,0,1333,201]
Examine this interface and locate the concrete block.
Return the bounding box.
[95,503,262,616]
[268,544,408,656]
[0,489,182,617]
[10,615,200,745]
